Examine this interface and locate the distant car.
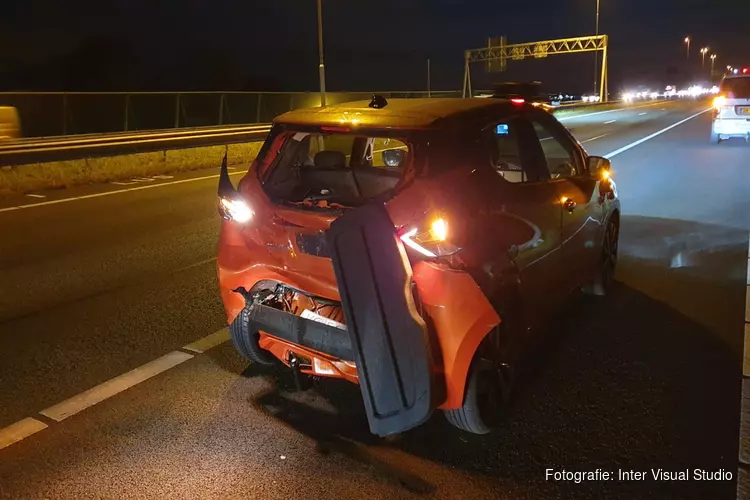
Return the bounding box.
[0,106,20,140]
[216,97,620,437]
[711,75,750,144]
[492,81,555,111]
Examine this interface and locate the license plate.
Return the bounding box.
[300,309,347,331]
[738,107,750,115]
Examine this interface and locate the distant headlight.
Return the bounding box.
[219,197,253,223]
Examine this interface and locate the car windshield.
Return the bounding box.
[721,77,750,98]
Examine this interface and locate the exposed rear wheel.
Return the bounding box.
[229,306,277,365]
[443,332,516,434]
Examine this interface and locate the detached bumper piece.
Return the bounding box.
[245,302,353,361]
[326,203,435,437]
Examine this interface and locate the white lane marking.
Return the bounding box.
[40,351,194,422]
[638,112,647,116]
[604,108,712,159]
[25,194,45,199]
[131,177,156,182]
[558,101,669,121]
[661,108,667,111]
[152,174,174,179]
[4,328,232,449]
[111,181,137,186]
[604,120,617,124]
[183,328,230,353]
[581,133,610,143]
[0,171,246,213]
[0,417,48,450]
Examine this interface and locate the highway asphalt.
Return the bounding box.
[1,97,748,500]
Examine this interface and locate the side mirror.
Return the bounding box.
[382,148,405,167]
[588,156,611,179]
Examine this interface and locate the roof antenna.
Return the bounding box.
[369,94,388,109]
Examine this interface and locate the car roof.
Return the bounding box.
[274,98,522,130]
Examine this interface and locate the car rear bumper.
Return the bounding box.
[713,118,750,137]
[242,300,353,361]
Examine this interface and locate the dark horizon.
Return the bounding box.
[1,0,747,95]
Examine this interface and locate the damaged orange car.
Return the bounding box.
[217,96,620,436]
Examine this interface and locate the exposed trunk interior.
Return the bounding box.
[262,130,412,208]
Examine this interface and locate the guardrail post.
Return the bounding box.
[124,94,130,131]
[218,94,225,125]
[174,93,180,128]
[62,93,68,135]
[256,94,262,123]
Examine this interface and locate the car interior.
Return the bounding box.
[264,133,408,205]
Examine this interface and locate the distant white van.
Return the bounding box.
[0,106,21,140]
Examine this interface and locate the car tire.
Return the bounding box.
[229,306,277,365]
[710,131,721,144]
[582,214,619,296]
[444,361,508,434]
[443,333,516,434]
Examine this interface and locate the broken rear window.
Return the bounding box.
[262,131,412,208]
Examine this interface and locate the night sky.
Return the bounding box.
[0,0,747,94]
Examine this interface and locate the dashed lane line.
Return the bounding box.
[0,417,48,450]
[0,170,246,213]
[183,328,230,354]
[39,351,194,422]
[604,108,712,159]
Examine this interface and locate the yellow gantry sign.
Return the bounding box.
[462,34,609,102]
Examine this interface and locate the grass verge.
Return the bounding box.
[0,142,262,197]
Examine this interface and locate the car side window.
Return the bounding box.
[485,119,547,184]
[530,118,580,180]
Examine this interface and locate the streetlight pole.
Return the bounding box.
[710,54,717,78]
[593,0,600,97]
[701,47,709,68]
[684,37,690,61]
[316,0,327,107]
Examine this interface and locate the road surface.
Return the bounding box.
[1,98,748,500]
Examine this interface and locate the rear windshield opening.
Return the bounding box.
[721,77,750,98]
[262,131,412,209]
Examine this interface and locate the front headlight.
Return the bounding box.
[219,197,253,223]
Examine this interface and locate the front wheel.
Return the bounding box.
[582,215,619,296]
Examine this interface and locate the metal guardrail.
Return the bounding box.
[0,124,272,166]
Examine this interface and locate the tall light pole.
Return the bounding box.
[710,54,717,78]
[701,47,709,68]
[593,0,601,96]
[684,37,690,61]
[316,0,327,107]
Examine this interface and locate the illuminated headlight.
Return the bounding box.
[219,197,253,223]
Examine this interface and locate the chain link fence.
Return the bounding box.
[0,90,472,138]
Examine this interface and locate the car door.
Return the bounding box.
[527,110,603,292]
[472,115,567,330]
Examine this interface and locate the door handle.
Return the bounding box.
[563,198,577,213]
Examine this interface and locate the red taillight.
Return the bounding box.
[398,216,461,259]
[744,68,749,74]
[511,98,525,104]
